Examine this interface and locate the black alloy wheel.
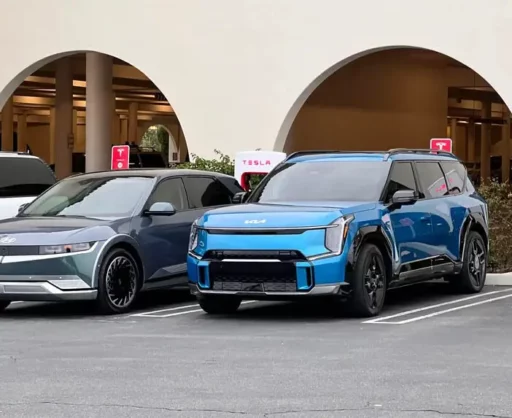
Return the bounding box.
[451,230,487,293]
[468,237,486,288]
[97,248,140,314]
[345,243,387,317]
[363,255,386,311]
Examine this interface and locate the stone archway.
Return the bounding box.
[274,46,511,182]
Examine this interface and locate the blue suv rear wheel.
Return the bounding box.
[448,230,487,293]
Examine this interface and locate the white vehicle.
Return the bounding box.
[234,150,286,191]
[0,152,56,220]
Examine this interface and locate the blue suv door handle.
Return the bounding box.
[420,216,430,223]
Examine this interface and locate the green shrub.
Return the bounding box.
[477,181,512,272]
[179,149,234,175]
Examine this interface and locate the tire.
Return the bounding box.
[0,301,10,312]
[345,243,387,317]
[197,295,242,315]
[450,230,487,293]
[96,248,141,314]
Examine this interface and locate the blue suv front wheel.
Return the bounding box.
[345,243,387,317]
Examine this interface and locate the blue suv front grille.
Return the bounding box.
[209,260,298,292]
[203,249,306,262]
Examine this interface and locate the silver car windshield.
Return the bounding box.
[21,176,154,218]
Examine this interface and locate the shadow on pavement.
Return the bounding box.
[199,280,473,322]
[0,288,195,319]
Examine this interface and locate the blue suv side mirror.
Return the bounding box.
[144,202,176,216]
[391,189,417,205]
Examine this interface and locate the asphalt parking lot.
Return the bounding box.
[2,283,512,418]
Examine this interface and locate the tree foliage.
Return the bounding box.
[141,126,169,156]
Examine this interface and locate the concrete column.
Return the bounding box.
[120,117,128,144]
[85,52,113,172]
[467,119,476,163]
[1,96,14,151]
[128,102,138,144]
[54,57,74,179]
[480,102,492,183]
[502,111,511,183]
[111,94,120,145]
[450,118,457,156]
[49,108,56,163]
[17,112,27,152]
[72,109,78,151]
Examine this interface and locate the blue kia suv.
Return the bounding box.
[187,149,489,317]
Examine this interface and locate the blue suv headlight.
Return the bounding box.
[189,219,200,252]
[325,214,354,255]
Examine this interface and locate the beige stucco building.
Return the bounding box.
[0,0,511,180]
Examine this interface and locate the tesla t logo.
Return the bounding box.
[0,236,15,244]
[244,219,266,224]
[430,138,452,153]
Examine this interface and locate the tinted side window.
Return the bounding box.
[217,177,244,195]
[147,178,188,211]
[0,157,56,197]
[415,162,448,199]
[183,177,232,208]
[385,162,417,202]
[440,161,466,195]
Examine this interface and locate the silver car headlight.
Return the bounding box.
[325,215,354,254]
[188,219,200,252]
[39,242,93,255]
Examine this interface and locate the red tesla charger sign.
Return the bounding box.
[430,138,453,153]
[111,145,130,170]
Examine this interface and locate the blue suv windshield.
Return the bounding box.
[248,160,391,203]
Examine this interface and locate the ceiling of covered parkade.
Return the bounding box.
[3,53,187,163]
[283,48,508,179]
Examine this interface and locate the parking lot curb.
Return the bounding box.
[486,273,512,286]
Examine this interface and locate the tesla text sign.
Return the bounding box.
[430,138,452,153]
[111,145,130,170]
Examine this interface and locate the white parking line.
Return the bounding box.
[131,300,258,318]
[364,288,512,325]
[130,303,200,317]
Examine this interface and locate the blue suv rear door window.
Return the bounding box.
[440,161,466,195]
[414,162,448,199]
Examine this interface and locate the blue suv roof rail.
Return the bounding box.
[384,148,456,161]
[284,148,457,162]
[284,150,385,162]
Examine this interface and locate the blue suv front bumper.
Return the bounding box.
[188,249,351,299]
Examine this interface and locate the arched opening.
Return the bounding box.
[139,122,190,166]
[279,47,510,184]
[0,51,189,177]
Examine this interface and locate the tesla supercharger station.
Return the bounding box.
[234,151,287,191]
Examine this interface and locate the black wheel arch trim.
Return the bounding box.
[459,212,489,262]
[92,235,144,288]
[346,225,394,281]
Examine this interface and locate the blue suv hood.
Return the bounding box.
[201,202,376,229]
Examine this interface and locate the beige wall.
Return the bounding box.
[285,50,448,153]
